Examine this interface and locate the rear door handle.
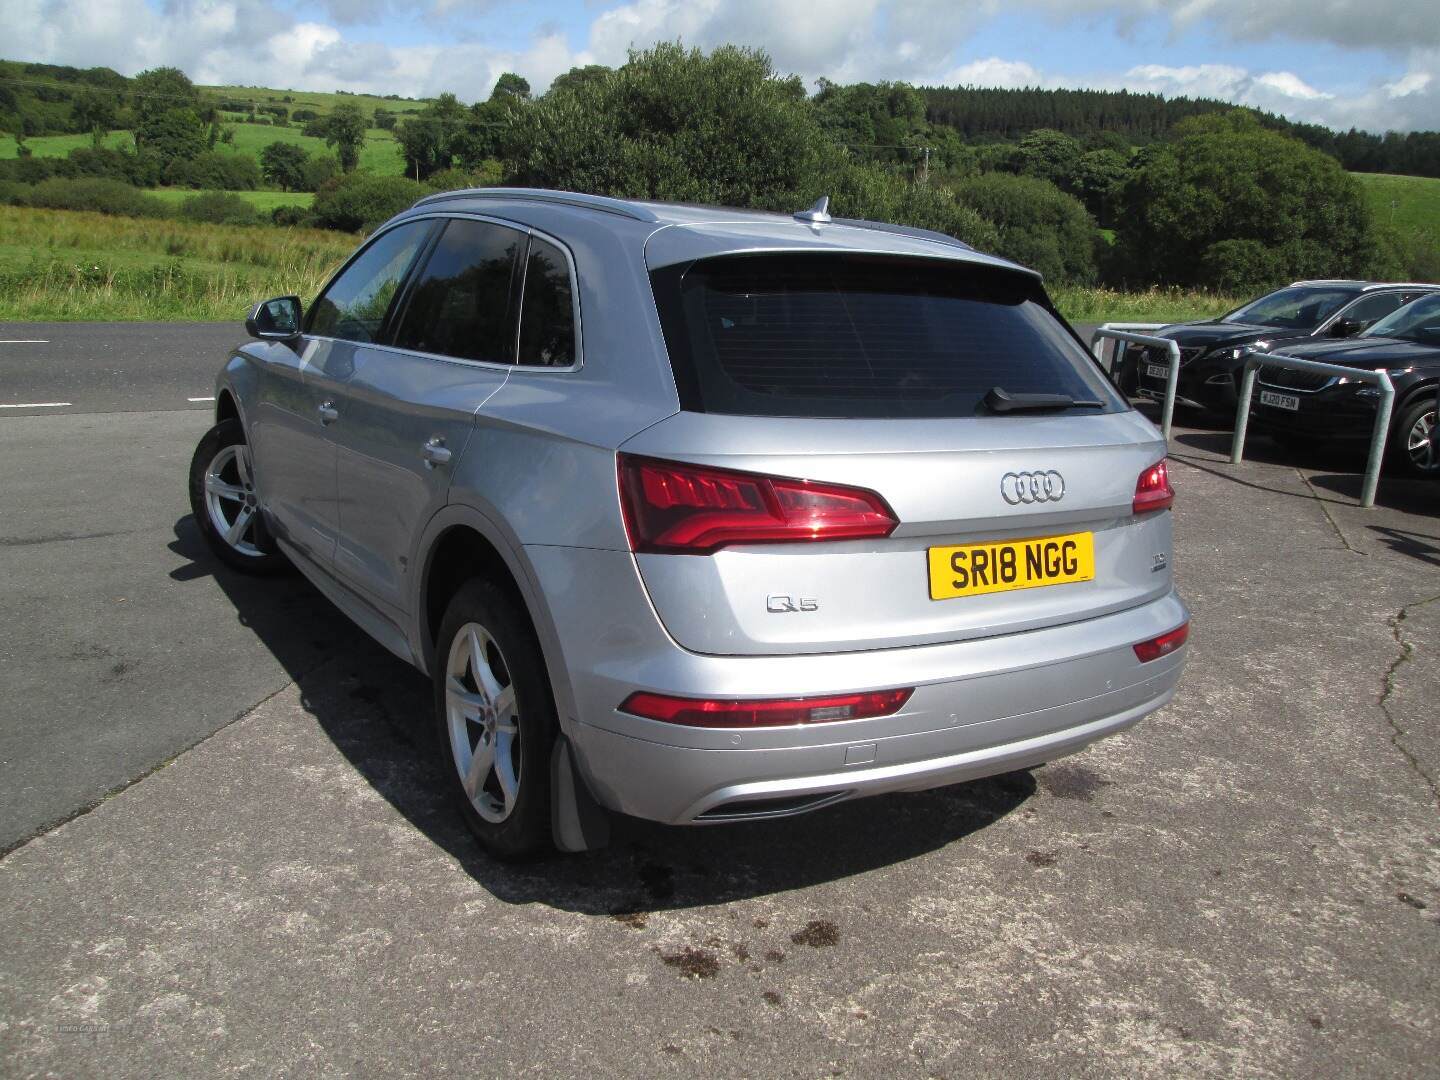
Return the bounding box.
[318,401,339,425]
[422,437,452,468]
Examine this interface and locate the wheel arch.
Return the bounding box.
[215,388,240,425]
[1397,377,1439,414]
[411,506,576,729]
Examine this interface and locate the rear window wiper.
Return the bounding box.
[983,387,1105,413]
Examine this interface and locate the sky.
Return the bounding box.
[3,0,1436,133]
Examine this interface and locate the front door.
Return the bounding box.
[277,220,436,568]
[324,216,526,620]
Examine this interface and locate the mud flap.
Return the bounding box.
[550,734,611,852]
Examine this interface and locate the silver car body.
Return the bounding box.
[218,188,1188,826]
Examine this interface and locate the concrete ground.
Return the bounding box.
[1,324,1437,1077]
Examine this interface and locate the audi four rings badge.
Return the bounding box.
[1000,470,1066,504]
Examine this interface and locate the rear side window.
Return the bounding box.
[390,218,523,363]
[518,237,576,367]
[308,221,431,343]
[651,254,1122,418]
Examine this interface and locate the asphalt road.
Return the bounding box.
[2,320,1438,1076]
[0,322,241,415]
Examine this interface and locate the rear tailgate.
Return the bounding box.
[621,410,1171,655]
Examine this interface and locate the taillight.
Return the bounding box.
[617,454,897,555]
[1133,459,1174,514]
[618,688,913,728]
[1134,622,1189,662]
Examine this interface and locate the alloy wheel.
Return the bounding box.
[445,622,522,823]
[203,444,263,557]
[1405,409,1436,473]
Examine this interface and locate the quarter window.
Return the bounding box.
[518,237,577,367]
[390,219,523,363]
[308,222,431,343]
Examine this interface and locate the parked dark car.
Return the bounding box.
[1126,281,1438,415]
[1249,292,1440,478]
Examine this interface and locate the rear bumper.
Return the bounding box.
[527,540,1189,824]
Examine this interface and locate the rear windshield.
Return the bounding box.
[651,254,1124,418]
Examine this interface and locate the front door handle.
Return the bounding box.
[318,401,339,425]
[422,437,452,468]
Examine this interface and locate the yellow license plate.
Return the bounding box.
[928,532,1095,600]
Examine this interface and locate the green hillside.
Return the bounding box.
[202,84,429,119]
[1,124,406,175]
[1353,172,1440,235]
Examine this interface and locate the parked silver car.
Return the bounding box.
[188,188,1189,858]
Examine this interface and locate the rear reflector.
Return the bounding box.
[618,688,913,728]
[1133,459,1174,514]
[1134,622,1189,663]
[618,453,897,555]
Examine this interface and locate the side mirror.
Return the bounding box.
[1329,318,1360,338]
[246,296,303,340]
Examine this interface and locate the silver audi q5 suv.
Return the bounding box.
[189,188,1189,858]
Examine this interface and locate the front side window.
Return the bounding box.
[308,222,432,343]
[518,237,576,367]
[651,253,1124,419]
[390,218,523,363]
[1364,294,1440,345]
[1221,286,1357,330]
[1339,291,1404,328]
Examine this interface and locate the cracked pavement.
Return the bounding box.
[1,382,1438,1076]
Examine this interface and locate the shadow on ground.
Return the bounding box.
[169,515,1033,915]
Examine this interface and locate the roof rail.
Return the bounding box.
[1288,279,1367,287]
[411,187,660,223]
[832,216,974,252]
[1360,281,1440,291]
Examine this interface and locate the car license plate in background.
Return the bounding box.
[1145,363,1169,379]
[1260,390,1299,411]
[928,532,1095,600]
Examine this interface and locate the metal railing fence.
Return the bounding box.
[1090,326,1180,441]
[1231,353,1396,509]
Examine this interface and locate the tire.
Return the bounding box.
[432,578,557,860]
[187,419,288,574]
[1389,396,1439,479]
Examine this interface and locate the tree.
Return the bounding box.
[502,43,841,209]
[71,90,116,137]
[1113,113,1375,288]
[1010,128,1082,191]
[261,141,310,191]
[131,66,207,165]
[490,73,531,101]
[318,103,367,171]
[373,108,396,130]
[547,65,612,97]
[947,172,1099,284]
[1071,148,1128,225]
[396,93,484,179]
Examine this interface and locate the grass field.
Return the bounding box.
[202,84,431,118]
[0,203,1237,324]
[0,205,352,321]
[1353,172,1440,235]
[143,189,315,211]
[1,123,406,174]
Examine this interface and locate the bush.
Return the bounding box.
[271,204,309,227]
[1197,239,1284,295]
[309,172,420,232]
[301,154,340,192]
[947,172,1098,284]
[179,190,260,226]
[163,150,263,190]
[18,177,170,217]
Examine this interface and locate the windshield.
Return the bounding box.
[1222,286,1357,330]
[1363,293,1440,345]
[650,253,1125,419]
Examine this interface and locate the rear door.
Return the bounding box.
[323,216,525,619]
[625,250,1172,656]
